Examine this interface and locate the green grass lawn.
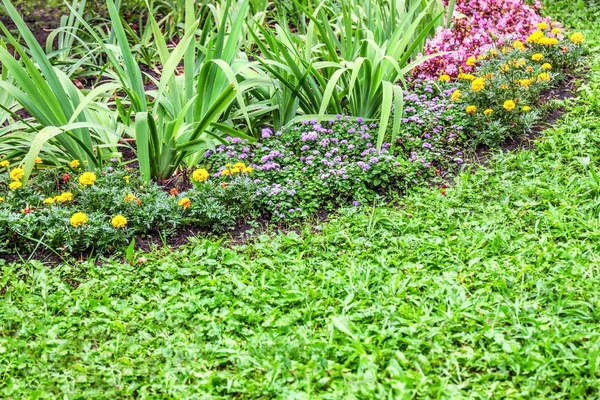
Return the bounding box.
[3,1,600,398]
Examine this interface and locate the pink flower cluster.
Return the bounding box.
[415,0,548,79]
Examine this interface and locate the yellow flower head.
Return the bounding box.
[531,53,544,61]
[503,100,516,112]
[538,37,559,46]
[451,90,461,102]
[233,162,246,170]
[465,57,476,67]
[500,84,509,90]
[70,212,88,227]
[79,172,97,187]
[541,63,552,70]
[458,73,475,81]
[512,40,525,51]
[571,32,585,44]
[9,181,21,190]
[471,78,485,92]
[0,197,4,203]
[0,160,8,168]
[178,197,191,209]
[519,78,533,88]
[522,106,531,112]
[70,159,80,168]
[538,72,551,82]
[551,28,562,35]
[527,30,544,44]
[243,166,254,174]
[43,198,55,205]
[221,169,230,176]
[9,167,24,182]
[55,192,74,203]
[537,22,548,30]
[466,105,477,115]
[489,49,498,57]
[111,215,128,228]
[500,64,510,73]
[123,175,130,183]
[230,167,242,175]
[483,109,493,116]
[35,157,42,165]
[439,74,451,82]
[192,168,210,183]
[501,46,512,54]
[124,193,137,202]
[526,66,535,72]
[514,58,527,68]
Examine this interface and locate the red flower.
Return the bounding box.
[62,173,70,182]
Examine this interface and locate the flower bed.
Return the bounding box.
[0,1,588,257]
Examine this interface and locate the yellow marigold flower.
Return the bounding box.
[9,167,24,182]
[503,100,516,112]
[541,63,552,70]
[243,166,254,174]
[70,159,80,168]
[0,160,9,168]
[458,73,475,81]
[531,53,544,61]
[233,162,246,170]
[192,168,210,183]
[43,198,55,205]
[70,212,88,227]
[123,175,130,183]
[9,181,21,190]
[221,169,231,176]
[178,197,191,209]
[471,78,485,92]
[111,215,127,228]
[466,105,477,115]
[465,57,476,67]
[124,193,137,202]
[526,66,534,72]
[500,64,510,73]
[538,37,558,46]
[0,197,4,203]
[538,72,551,82]
[451,90,461,102]
[537,22,548,30]
[483,109,493,116]
[519,78,533,88]
[55,192,74,203]
[501,46,512,54]
[571,32,585,44]
[522,106,531,112]
[514,58,527,68]
[513,40,525,51]
[439,74,451,82]
[500,84,509,90]
[489,49,498,57]
[35,157,42,164]
[79,172,97,187]
[230,167,242,175]
[551,28,562,35]
[527,30,544,44]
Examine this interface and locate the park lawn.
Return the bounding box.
[3,1,600,398]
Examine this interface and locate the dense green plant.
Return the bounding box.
[249,0,445,148]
